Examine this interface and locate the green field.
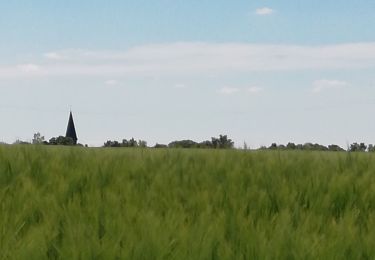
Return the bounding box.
[1,145,375,259]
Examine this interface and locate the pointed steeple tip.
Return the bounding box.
[66,111,78,144]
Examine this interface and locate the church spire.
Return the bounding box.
[66,111,78,144]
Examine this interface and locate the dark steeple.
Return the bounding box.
[66,111,78,144]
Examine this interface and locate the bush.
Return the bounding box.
[49,136,75,146]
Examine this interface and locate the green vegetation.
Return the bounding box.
[1,145,375,259]
[103,134,234,149]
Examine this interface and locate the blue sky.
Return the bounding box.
[0,0,375,147]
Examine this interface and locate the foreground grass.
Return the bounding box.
[1,145,375,259]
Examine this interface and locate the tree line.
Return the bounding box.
[5,132,375,153]
[103,135,234,149]
[22,133,235,149]
[259,142,375,152]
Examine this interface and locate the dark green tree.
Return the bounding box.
[328,144,345,152]
[49,136,74,146]
[211,135,234,149]
[269,143,278,150]
[168,140,198,148]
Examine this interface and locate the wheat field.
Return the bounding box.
[1,145,375,259]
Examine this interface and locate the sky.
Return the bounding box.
[1,0,375,148]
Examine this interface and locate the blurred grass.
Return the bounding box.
[1,145,375,259]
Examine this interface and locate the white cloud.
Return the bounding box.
[104,79,118,86]
[247,86,263,94]
[1,42,375,79]
[312,79,348,93]
[44,52,64,60]
[219,87,240,95]
[219,86,263,95]
[17,64,41,73]
[255,7,274,15]
[174,83,187,89]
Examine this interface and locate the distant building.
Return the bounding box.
[65,111,78,144]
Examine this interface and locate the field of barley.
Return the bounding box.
[1,145,375,259]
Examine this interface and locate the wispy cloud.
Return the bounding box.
[17,64,41,73]
[44,52,65,60]
[174,83,187,89]
[247,86,263,94]
[104,79,118,86]
[1,42,375,79]
[219,86,263,95]
[218,87,240,95]
[312,79,348,93]
[255,7,275,15]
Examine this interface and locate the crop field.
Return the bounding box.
[1,145,375,259]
